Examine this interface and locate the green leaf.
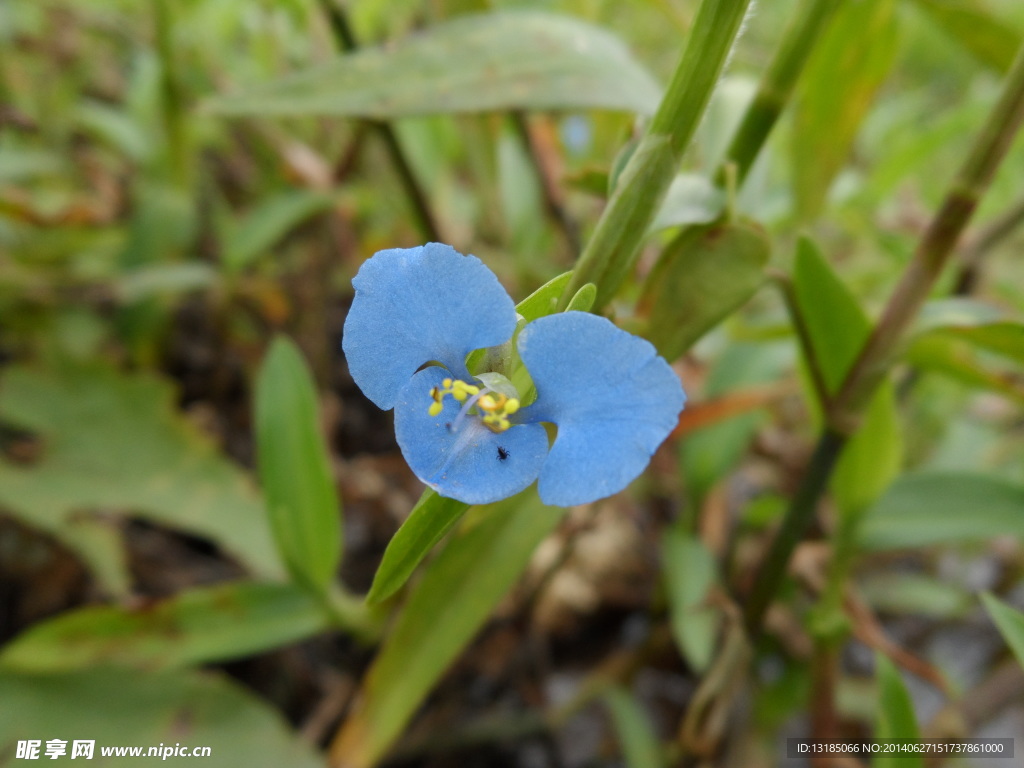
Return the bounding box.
[831,384,903,516]
[914,297,1004,332]
[943,322,1024,364]
[207,12,661,118]
[565,283,597,313]
[875,654,922,768]
[905,334,1024,403]
[912,300,1024,364]
[225,190,337,272]
[0,365,283,594]
[515,271,573,322]
[647,174,726,234]
[662,530,719,672]
[603,687,665,768]
[255,336,342,592]
[981,593,1024,668]
[641,220,770,361]
[0,582,331,673]
[860,574,970,619]
[793,238,903,515]
[792,237,870,394]
[860,472,1024,550]
[792,0,899,218]
[335,492,564,767]
[912,0,1021,73]
[366,490,470,605]
[0,667,324,768]
[115,262,218,303]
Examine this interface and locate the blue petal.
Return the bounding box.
[394,367,549,505]
[517,312,685,506]
[342,243,518,410]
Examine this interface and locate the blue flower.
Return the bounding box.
[343,243,685,506]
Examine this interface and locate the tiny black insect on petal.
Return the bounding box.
[497,446,509,461]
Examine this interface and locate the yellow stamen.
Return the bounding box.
[426,378,520,433]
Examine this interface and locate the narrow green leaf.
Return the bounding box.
[0,582,331,673]
[565,283,597,313]
[792,0,899,218]
[641,220,770,361]
[860,574,971,619]
[225,190,337,272]
[860,472,1024,550]
[912,0,1021,73]
[208,12,661,118]
[366,490,470,605]
[255,336,342,591]
[335,493,564,767]
[662,530,719,672]
[905,334,1024,403]
[831,384,903,516]
[943,322,1024,364]
[912,300,1024,364]
[603,687,665,768]
[793,238,903,515]
[792,237,870,393]
[0,667,324,768]
[875,655,923,768]
[516,271,573,322]
[115,262,218,303]
[981,593,1024,668]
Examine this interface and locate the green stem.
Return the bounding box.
[317,0,442,242]
[743,40,1024,638]
[743,429,846,636]
[155,0,189,186]
[829,41,1024,433]
[717,0,842,186]
[560,0,753,310]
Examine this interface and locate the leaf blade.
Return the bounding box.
[0,582,332,673]
[207,12,661,119]
[255,337,342,591]
[334,493,563,767]
[366,490,470,605]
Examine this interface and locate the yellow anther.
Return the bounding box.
[426,378,520,433]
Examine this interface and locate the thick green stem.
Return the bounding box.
[560,0,753,310]
[718,0,842,186]
[743,41,1024,638]
[317,0,442,242]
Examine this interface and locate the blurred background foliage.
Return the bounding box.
[2,0,1024,766]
